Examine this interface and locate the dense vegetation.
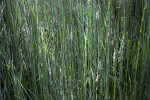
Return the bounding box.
[0,0,150,100]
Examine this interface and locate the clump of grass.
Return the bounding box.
[0,0,150,100]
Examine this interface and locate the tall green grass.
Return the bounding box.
[0,0,150,100]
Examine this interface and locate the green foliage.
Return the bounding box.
[0,0,150,100]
